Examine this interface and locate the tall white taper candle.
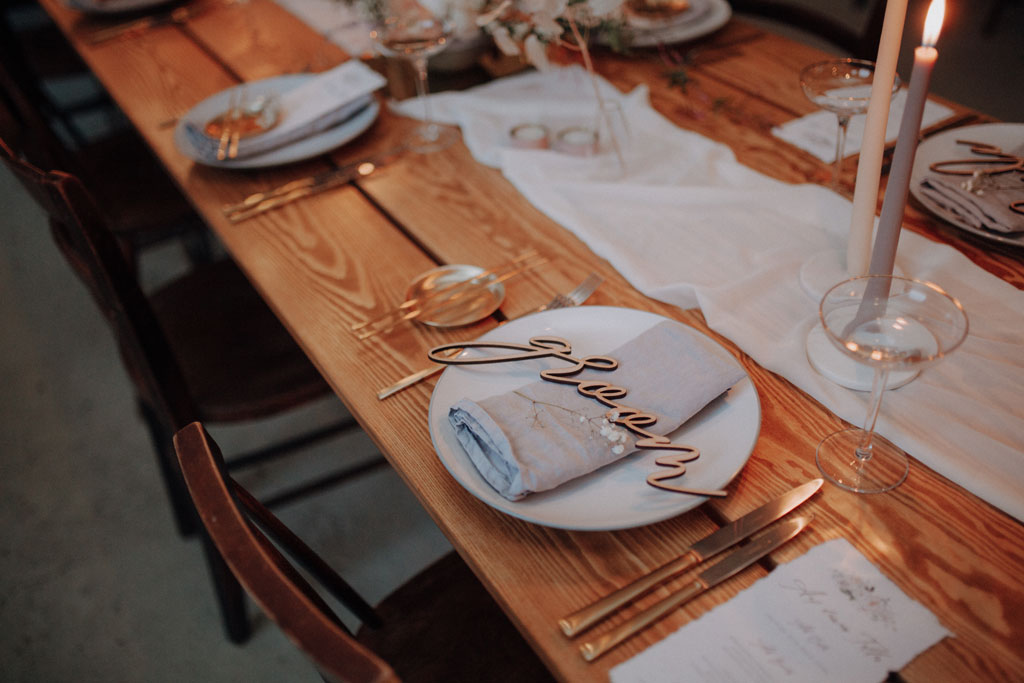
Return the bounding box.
[868,0,945,277]
[846,0,908,276]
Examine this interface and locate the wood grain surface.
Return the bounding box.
[36,0,1024,679]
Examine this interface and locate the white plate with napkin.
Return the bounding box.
[174,61,386,169]
[911,122,1024,247]
[428,306,760,531]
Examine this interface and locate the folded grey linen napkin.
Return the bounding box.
[448,320,746,501]
[918,173,1024,234]
[184,61,386,162]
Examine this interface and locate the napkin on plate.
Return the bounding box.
[183,60,386,161]
[448,320,746,501]
[918,173,1024,234]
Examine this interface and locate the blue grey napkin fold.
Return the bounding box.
[918,174,1024,234]
[448,320,746,501]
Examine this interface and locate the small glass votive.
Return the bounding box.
[509,123,550,150]
[596,101,631,176]
[554,126,598,156]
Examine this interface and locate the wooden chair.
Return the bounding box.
[0,0,117,147]
[0,18,211,269]
[174,422,554,683]
[729,0,888,59]
[0,136,374,644]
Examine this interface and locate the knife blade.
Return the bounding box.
[559,478,822,637]
[579,514,811,662]
[87,4,205,44]
[224,160,377,223]
[223,146,404,223]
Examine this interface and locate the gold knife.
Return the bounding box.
[560,478,822,637]
[579,515,812,662]
[222,147,405,223]
[87,4,205,44]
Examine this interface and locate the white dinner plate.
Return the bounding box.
[598,0,731,48]
[621,0,712,31]
[66,0,177,14]
[427,306,761,531]
[910,122,1024,248]
[174,74,380,170]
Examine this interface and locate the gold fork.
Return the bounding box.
[216,87,241,161]
[376,273,603,399]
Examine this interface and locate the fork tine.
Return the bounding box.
[566,273,603,305]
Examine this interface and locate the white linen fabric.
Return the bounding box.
[394,66,1024,522]
[448,320,746,500]
[183,61,385,161]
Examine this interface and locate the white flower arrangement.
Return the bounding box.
[474,0,626,69]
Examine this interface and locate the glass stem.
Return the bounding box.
[832,113,850,190]
[856,366,890,461]
[411,55,436,138]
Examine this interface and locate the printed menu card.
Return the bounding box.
[611,539,951,682]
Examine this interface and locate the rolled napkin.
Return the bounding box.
[918,173,1024,233]
[184,60,386,161]
[448,320,746,501]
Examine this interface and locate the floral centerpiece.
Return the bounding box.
[474,0,630,168]
[474,0,626,71]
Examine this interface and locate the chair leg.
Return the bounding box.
[138,400,200,537]
[198,529,252,644]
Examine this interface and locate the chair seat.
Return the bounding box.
[151,259,331,423]
[358,552,555,683]
[78,132,203,250]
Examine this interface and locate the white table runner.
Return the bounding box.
[392,66,1024,523]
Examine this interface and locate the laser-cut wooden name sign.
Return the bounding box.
[429,335,728,498]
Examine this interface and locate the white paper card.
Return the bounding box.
[610,539,952,683]
[771,92,956,163]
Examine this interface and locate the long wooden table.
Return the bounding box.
[35,0,1024,679]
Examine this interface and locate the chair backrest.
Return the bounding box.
[0,136,196,431]
[173,421,396,683]
[0,51,73,173]
[730,0,888,59]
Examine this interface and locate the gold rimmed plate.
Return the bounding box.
[405,264,506,328]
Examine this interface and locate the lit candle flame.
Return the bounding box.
[922,0,945,47]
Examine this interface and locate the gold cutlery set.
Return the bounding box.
[376,272,604,399]
[221,146,407,222]
[352,250,549,340]
[85,4,206,44]
[564,479,821,660]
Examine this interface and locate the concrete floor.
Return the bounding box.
[1,1,1021,681]
[0,163,454,681]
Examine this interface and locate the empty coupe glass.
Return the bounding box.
[800,59,900,189]
[816,276,968,493]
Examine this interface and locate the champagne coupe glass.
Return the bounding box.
[816,276,968,493]
[800,59,900,189]
[369,0,457,153]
